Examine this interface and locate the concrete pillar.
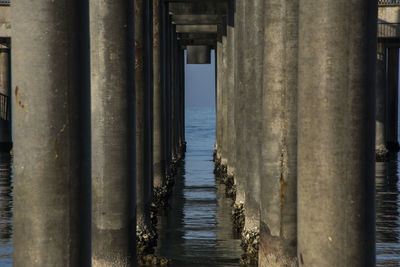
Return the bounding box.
[386,48,399,151]
[233,0,246,209]
[238,0,263,264]
[216,38,223,161]
[243,0,263,231]
[297,0,376,266]
[0,44,11,152]
[259,0,298,265]
[226,1,236,179]
[135,0,155,257]
[178,48,185,154]
[160,1,169,178]
[376,43,388,160]
[12,0,91,266]
[90,1,136,265]
[153,0,165,188]
[171,26,178,162]
[164,14,172,175]
[221,33,228,168]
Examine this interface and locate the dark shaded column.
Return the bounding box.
[221,32,228,169]
[240,0,263,264]
[12,0,91,266]
[163,12,173,177]
[376,43,388,160]
[232,0,246,232]
[90,1,136,265]
[226,0,236,181]
[0,44,11,152]
[135,0,155,258]
[386,48,399,151]
[178,48,185,155]
[297,0,376,266]
[153,0,165,188]
[259,0,298,265]
[216,38,222,162]
[170,25,177,164]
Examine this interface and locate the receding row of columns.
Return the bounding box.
[375,43,399,160]
[214,0,377,266]
[12,0,186,266]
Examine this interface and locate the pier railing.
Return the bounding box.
[0,0,9,6]
[379,0,400,6]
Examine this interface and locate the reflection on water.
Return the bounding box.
[155,107,242,266]
[0,152,13,267]
[376,153,400,266]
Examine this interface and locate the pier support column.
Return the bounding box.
[232,0,246,233]
[216,39,223,162]
[153,0,165,188]
[226,0,236,194]
[376,43,388,160]
[12,0,91,266]
[90,1,136,265]
[135,0,155,260]
[241,0,263,264]
[0,44,11,152]
[386,48,399,152]
[297,0,376,266]
[221,33,228,168]
[259,0,298,265]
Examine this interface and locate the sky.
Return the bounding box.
[184,50,215,108]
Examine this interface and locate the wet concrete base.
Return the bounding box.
[137,223,158,261]
[258,223,297,267]
[213,152,236,199]
[240,228,260,265]
[376,145,389,162]
[232,203,245,233]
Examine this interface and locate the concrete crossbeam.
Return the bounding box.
[172,14,225,25]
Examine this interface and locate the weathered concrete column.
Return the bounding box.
[240,0,263,264]
[216,38,223,161]
[178,48,185,154]
[259,0,298,265]
[135,0,155,259]
[160,2,170,178]
[0,44,11,152]
[221,32,228,169]
[297,0,376,266]
[90,1,136,265]
[226,1,236,181]
[171,27,179,162]
[153,0,165,188]
[376,43,388,160]
[386,48,399,152]
[232,0,246,232]
[12,0,91,266]
[164,14,173,176]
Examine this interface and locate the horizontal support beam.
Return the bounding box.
[178,38,216,47]
[172,15,225,25]
[177,32,217,40]
[169,2,227,15]
[176,25,218,33]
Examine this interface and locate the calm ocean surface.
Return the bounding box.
[0,106,398,266]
